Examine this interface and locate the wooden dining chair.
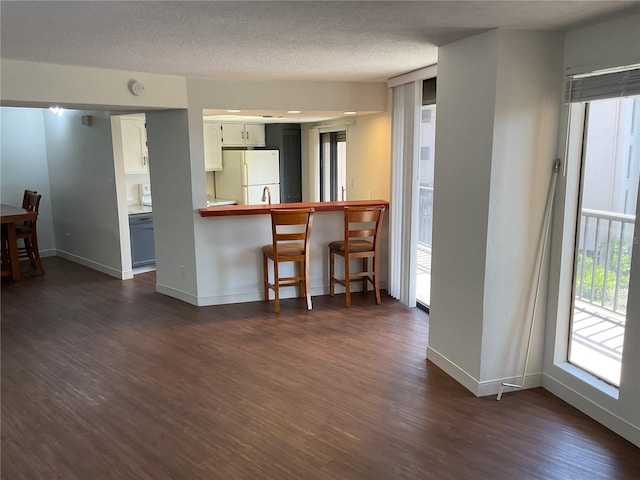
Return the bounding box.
[329,205,385,307]
[262,208,315,313]
[1,225,11,278]
[16,190,45,274]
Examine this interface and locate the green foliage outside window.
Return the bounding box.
[575,240,631,313]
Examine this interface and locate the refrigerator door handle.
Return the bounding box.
[243,160,250,186]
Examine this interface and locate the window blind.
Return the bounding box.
[566,67,640,103]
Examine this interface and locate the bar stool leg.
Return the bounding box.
[263,253,270,302]
[329,249,335,297]
[305,256,312,310]
[344,256,351,307]
[273,261,280,313]
[362,258,368,294]
[373,254,381,304]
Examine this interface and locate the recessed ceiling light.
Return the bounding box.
[227,109,241,113]
[343,111,357,115]
[287,110,301,114]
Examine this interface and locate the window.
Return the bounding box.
[319,130,347,201]
[566,96,640,386]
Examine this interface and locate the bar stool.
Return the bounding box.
[16,190,45,274]
[262,208,315,313]
[329,205,385,307]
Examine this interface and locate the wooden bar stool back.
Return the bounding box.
[262,208,315,313]
[16,190,45,274]
[329,205,385,307]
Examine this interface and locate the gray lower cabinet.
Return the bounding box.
[129,213,155,267]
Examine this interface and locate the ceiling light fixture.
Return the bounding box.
[49,106,64,117]
[227,109,242,113]
[343,111,357,115]
[287,110,301,114]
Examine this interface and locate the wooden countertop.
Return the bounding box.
[199,200,389,217]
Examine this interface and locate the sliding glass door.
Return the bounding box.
[416,105,436,307]
[319,130,347,201]
[568,96,640,386]
[416,78,437,308]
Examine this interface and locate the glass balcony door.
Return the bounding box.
[568,96,640,386]
[416,104,436,307]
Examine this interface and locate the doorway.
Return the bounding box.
[319,129,347,201]
[416,78,437,309]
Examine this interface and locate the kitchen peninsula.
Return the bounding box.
[196,200,389,306]
[199,199,388,217]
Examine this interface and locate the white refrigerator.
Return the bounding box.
[214,150,280,205]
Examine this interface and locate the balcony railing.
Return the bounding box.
[418,185,433,248]
[575,208,636,315]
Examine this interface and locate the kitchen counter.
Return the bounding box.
[199,199,389,217]
[206,198,238,207]
[128,205,153,215]
[193,199,389,307]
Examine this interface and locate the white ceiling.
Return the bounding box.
[2,1,639,83]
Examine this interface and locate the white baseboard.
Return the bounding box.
[543,373,640,447]
[194,282,389,307]
[56,250,126,279]
[426,346,482,395]
[156,283,199,306]
[426,346,543,397]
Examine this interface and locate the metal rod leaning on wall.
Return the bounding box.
[497,159,561,401]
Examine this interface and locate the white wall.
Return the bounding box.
[0,107,56,256]
[186,78,387,113]
[429,30,564,395]
[43,109,124,277]
[1,60,188,110]
[302,111,392,203]
[429,30,498,386]
[348,112,392,201]
[482,31,564,383]
[145,110,199,303]
[544,13,640,447]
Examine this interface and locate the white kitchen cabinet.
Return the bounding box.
[121,116,149,174]
[203,121,223,171]
[221,123,265,147]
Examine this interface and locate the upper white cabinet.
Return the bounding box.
[121,116,149,174]
[221,123,265,147]
[203,121,223,171]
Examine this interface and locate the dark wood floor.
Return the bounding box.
[2,257,638,480]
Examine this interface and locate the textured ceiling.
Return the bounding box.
[2,1,639,83]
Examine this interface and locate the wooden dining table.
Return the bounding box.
[1,204,37,282]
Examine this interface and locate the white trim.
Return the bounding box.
[157,282,199,305]
[544,373,640,447]
[56,250,130,279]
[427,346,543,397]
[427,346,481,395]
[193,281,388,307]
[388,64,438,88]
